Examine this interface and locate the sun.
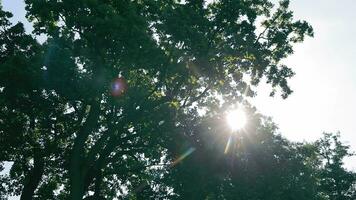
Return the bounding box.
[226,108,247,131]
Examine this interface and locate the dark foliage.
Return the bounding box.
[1,1,354,200]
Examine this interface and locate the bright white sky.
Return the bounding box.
[252,0,356,170]
[2,0,356,175]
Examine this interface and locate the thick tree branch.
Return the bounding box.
[69,101,101,200]
[20,148,44,200]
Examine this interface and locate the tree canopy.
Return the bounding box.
[0,0,355,200]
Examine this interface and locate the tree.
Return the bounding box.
[161,112,326,200]
[316,133,356,200]
[0,6,46,199]
[1,0,314,199]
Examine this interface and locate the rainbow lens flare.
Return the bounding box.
[110,77,127,97]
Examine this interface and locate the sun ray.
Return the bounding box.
[224,135,232,154]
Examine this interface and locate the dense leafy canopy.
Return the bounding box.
[0,0,355,200]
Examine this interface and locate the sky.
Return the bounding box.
[1,0,356,177]
[252,0,356,170]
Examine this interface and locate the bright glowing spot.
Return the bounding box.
[110,77,127,97]
[226,108,247,131]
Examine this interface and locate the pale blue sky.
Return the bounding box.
[2,0,356,174]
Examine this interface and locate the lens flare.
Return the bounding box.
[226,108,247,131]
[224,135,232,154]
[171,147,196,167]
[110,77,127,97]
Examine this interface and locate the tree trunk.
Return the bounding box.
[69,103,100,200]
[93,170,103,199]
[20,149,44,200]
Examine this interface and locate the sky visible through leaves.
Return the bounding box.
[1,1,356,199]
[2,0,356,172]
